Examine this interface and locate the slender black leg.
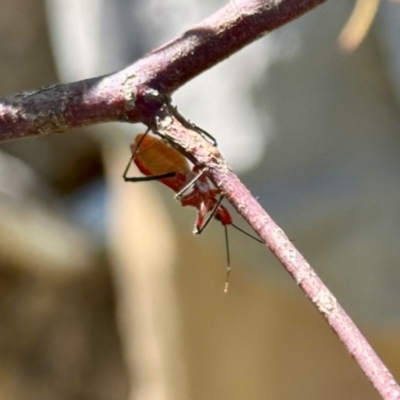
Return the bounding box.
[124,172,177,183]
[193,125,217,146]
[167,102,217,146]
[123,128,177,183]
[175,169,207,200]
[194,195,224,235]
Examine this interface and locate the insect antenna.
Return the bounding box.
[230,223,264,243]
[223,224,231,293]
[223,219,262,293]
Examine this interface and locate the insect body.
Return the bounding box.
[123,131,262,291]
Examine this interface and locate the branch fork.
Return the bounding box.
[0,0,399,397]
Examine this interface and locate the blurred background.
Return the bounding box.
[1,1,400,399]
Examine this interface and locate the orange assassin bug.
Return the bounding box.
[123,129,263,292]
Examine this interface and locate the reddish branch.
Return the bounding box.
[155,104,400,400]
[0,0,326,141]
[0,0,399,399]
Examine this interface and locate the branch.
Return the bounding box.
[2,0,398,398]
[0,0,327,142]
[152,103,400,400]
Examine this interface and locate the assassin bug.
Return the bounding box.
[123,129,263,292]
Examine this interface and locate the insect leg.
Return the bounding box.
[123,128,177,182]
[175,169,207,200]
[124,172,177,183]
[194,194,224,235]
[193,126,217,146]
[167,102,217,146]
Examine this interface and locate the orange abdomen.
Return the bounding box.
[132,134,190,176]
[131,133,191,193]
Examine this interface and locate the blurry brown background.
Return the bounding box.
[1,1,400,400]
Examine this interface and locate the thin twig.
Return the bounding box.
[154,103,400,400]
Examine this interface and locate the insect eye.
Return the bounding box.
[214,213,222,222]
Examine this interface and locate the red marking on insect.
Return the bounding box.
[123,130,263,292]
